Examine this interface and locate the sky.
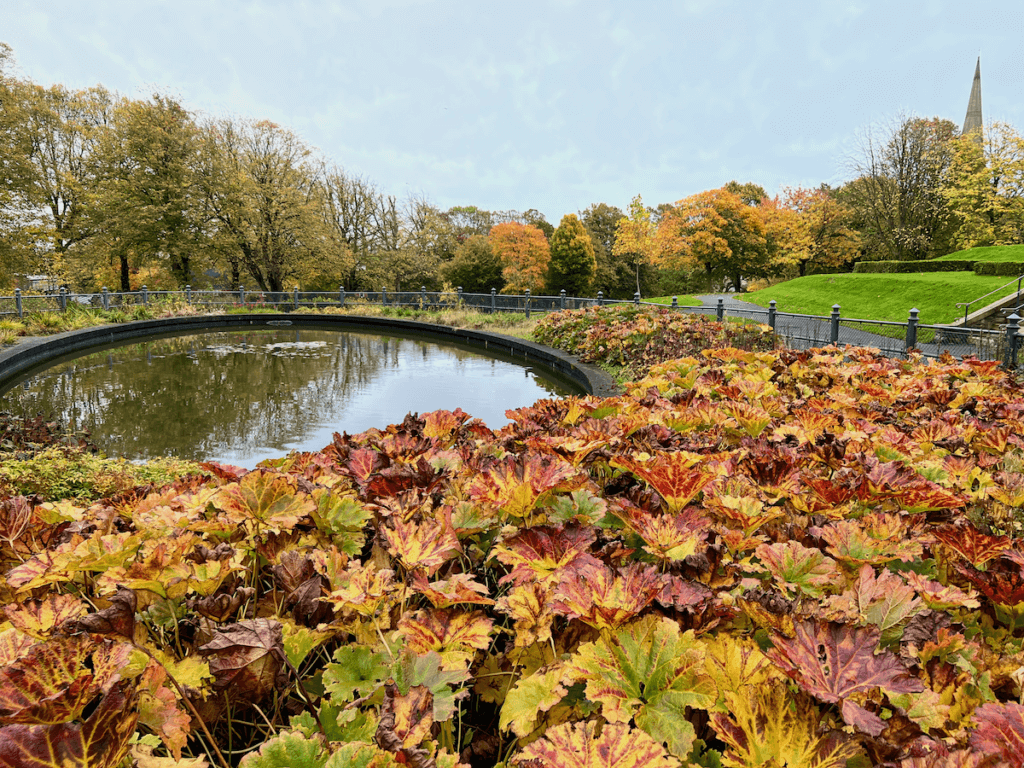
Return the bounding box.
[2,1,1023,223]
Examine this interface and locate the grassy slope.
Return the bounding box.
[645,295,702,306]
[738,272,1023,324]
[934,243,1024,262]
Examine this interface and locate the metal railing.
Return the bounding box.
[3,285,1022,369]
[956,273,1024,325]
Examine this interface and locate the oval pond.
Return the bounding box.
[0,328,581,467]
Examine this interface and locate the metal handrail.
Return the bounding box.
[955,273,1024,325]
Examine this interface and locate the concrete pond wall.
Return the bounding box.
[0,313,620,399]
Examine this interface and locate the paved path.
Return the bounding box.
[686,293,1003,362]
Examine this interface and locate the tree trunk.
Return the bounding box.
[120,254,131,292]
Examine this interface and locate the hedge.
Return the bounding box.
[974,261,1024,276]
[853,260,977,274]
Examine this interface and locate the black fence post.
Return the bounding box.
[560,289,566,310]
[831,304,841,345]
[59,287,67,312]
[102,287,109,311]
[186,285,192,304]
[906,308,919,353]
[525,289,531,319]
[14,288,22,319]
[768,300,776,330]
[421,285,427,309]
[491,288,496,314]
[1006,314,1021,369]
[339,285,345,306]
[716,298,724,321]
[382,287,387,307]
[239,285,245,305]
[457,286,463,308]
[141,285,148,306]
[597,291,604,307]
[293,286,299,310]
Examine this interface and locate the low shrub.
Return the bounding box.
[975,261,1024,276]
[533,304,775,374]
[853,259,977,273]
[0,445,203,500]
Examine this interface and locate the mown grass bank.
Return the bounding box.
[740,272,1023,324]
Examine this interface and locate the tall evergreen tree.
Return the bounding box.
[547,213,596,296]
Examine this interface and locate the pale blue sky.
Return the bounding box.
[2,1,1022,221]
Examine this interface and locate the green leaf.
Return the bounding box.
[323,742,402,768]
[238,731,327,768]
[281,620,330,670]
[568,615,717,758]
[311,489,370,555]
[323,646,390,704]
[499,666,568,737]
[289,703,377,743]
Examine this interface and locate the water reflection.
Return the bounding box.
[1,329,578,467]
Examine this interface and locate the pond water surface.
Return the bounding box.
[0,328,580,467]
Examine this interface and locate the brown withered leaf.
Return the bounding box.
[0,496,34,545]
[272,550,315,594]
[197,618,287,701]
[188,587,255,623]
[187,542,235,564]
[67,588,136,640]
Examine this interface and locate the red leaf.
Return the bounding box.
[767,620,923,728]
[970,701,1024,767]
[0,681,138,768]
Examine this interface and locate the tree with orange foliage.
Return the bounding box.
[775,186,861,277]
[489,221,550,294]
[654,187,771,292]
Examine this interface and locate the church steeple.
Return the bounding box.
[962,57,983,139]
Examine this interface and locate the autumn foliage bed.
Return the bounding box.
[3,310,1024,767]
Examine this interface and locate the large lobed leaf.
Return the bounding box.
[568,615,716,758]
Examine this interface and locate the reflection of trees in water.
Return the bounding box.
[1,330,572,462]
[4,331,392,460]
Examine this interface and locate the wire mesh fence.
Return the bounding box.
[2,286,1022,368]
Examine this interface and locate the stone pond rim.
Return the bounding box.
[0,313,621,401]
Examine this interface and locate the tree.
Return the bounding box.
[723,180,768,206]
[612,195,659,296]
[547,213,596,295]
[846,115,959,260]
[201,118,343,293]
[522,208,554,240]
[89,94,209,289]
[654,187,771,292]
[771,186,861,277]
[489,222,550,294]
[443,234,505,293]
[319,167,385,291]
[3,81,114,287]
[447,206,495,241]
[941,122,1024,249]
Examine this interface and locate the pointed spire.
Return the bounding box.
[963,57,983,139]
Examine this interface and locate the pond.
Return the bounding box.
[0,328,581,468]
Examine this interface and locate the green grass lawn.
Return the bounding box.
[934,243,1024,262]
[739,272,1024,325]
[646,295,703,307]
